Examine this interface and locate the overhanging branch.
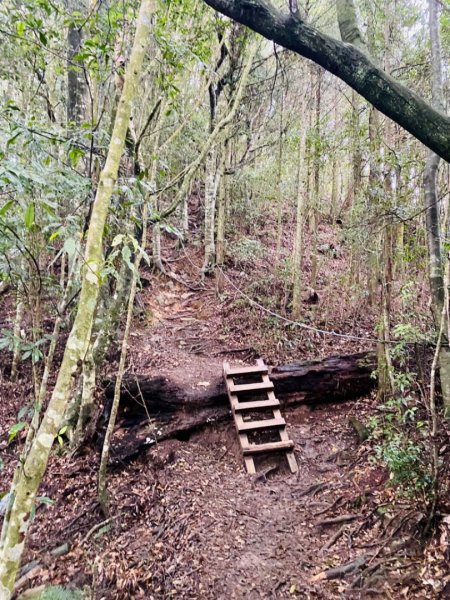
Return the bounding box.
[202,0,450,163]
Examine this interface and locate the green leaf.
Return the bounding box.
[0,200,14,217]
[111,234,124,247]
[24,203,35,229]
[122,245,133,270]
[31,347,43,364]
[37,495,54,506]
[6,131,22,148]
[68,146,85,168]
[63,237,77,258]
[39,31,48,46]
[8,421,27,443]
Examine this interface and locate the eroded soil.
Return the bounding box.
[0,234,448,599]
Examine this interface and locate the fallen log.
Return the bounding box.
[100,352,376,465]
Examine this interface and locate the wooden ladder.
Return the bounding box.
[223,358,298,474]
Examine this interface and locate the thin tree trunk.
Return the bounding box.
[181,181,191,240]
[215,139,228,294]
[367,107,380,306]
[10,289,24,382]
[98,98,164,513]
[330,92,339,221]
[203,145,219,273]
[0,3,154,595]
[67,20,87,127]
[152,219,166,273]
[424,0,450,415]
[310,65,321,291]
[159,42,257,221]
[275,93,284,260]
[292,100,307,318]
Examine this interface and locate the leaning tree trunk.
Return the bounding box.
[203,0,450,163]
[0,2,154,596]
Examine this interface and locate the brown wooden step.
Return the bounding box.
[237,418,286,432]
[242,440,295,455]
[224,364,269,377]
[229,381,274,394]
[232,399,280,412]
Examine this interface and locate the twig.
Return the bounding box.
[314,494,345,516]
[296,481,326,497]
[253,464,279,483]
[310,554,369,581]
[213,347,253,355]
[80,516,116,545]
[320,524,348,552]
[317,513,363,526]
[61,501,99,533]
[164,270,205,292]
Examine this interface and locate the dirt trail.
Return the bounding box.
[87,276,395,598]
[0,249,433,599]
[134,399,380,600]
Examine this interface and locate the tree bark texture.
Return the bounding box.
[202,0,450,162]
[291,96,306,318]
[0,2,154,596]
[67,24,87,126]
[424,0,450,415]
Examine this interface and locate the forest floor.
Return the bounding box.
[1,219,449,599]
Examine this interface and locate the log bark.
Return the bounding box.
[101,352,376,464]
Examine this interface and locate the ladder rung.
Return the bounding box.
[242,440,295,455]
[225,365,269,377]
[233,399,280,412]
[238,418,286,432]
[229,381,274,393]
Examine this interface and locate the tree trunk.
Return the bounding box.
[202,0,450,162]
[292,97,307,318]
[0,3,154,596]
[67,21,87,126]
[215,139,229,294]
[424,0,450,415]
[98,98,165,513]
[203,145,219,273]
[275,92,284,260]
[310,64,321,291]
